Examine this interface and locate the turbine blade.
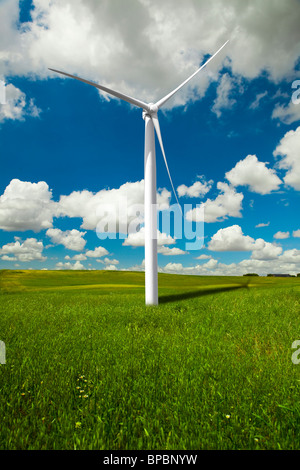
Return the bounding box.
[48,68,150,111]
[151,114,182,215]
[155,40,229,109]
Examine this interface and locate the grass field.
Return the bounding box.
[1,269,300,450]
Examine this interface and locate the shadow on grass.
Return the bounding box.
[159,283,249,304]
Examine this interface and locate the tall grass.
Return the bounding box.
[0,271,300,449]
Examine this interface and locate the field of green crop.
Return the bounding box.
[1,269,300,450]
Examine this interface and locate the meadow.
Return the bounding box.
[0,269,300,450]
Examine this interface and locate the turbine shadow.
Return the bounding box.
[159,283,249,304]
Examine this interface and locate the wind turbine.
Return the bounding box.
[49,40,229,306]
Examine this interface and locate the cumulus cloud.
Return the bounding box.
[158,248,300,277]
[123,241,300,275]
[207,224,283,261]
[177,179,213,198]
[123,227,175,247]
[225,155,282,194]
[56,260,85,270]
[0,237,46,262]
[104,264,118,271]
[0,83,41,122]
[65,253,87,261]
[1,255,17,261]
[102,257,119,265]
[293,230,300,238]
[46,228,87,251]
[157,245,188,256]
[251,239,282,260]
[59,180,170,232]
[272,100,300,125]
[279,249,300,264]
[0,178,171,235]
[0,179,57,232]
[160,258,219,275]
[208,225,255,252]
[1,0,299,110]
[186,182,243,223]
[274,126,300,190]
[274,231,290,239]
[85,246,109,258]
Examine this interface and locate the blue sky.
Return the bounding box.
[0,0,300,275]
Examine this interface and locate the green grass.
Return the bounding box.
[1,269,300,450]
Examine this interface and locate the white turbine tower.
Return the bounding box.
[49,40,228,306]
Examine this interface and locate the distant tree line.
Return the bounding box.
[267,274,298,277]
[243,273,300,277]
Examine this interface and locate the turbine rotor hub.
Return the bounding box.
[148,103,158,114]
[143,103,158,120]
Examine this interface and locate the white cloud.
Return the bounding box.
[208,225,255,252]
[272,101,300,125]
[225,155,282,194]
[58,180,170,232]
[162,262,185,273]
[104,264,118,271]
[122,259,145,272]
[279,249,300,264]
[208,224,283,261]
[1,255,17,261]
[123,227,175,247]
[177,179,212,198]
[65,253,87,261]
[158,245,188,256]
[46,228,87,251]
[202,258,219,269]
[96,257,119,266]
[255,222,270,228]
[0,178,171,235]
[251,239,282,260]
[85,246,109,258]
[0,83,41,123]
[186,182,243,223]
[1,0,299,110]
[249,91,268,110]
[0,237,46,262]
[123,242,300,276]
[0,179,56,232]
[293,230,300,238]
[103,257,119,265]
[274,231,290,239]
[195,254,212,260]
[212,73,237,117]
[56,260,85,270]
[274,126,300,190]
[159,249,300,277]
